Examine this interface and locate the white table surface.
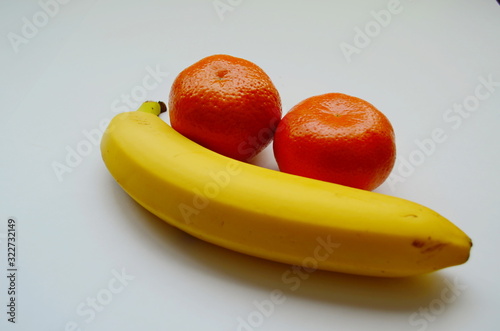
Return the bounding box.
[1,0,499,330]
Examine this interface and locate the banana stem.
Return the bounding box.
[137,101,167,116]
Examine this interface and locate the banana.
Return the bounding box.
[100,101,472,277]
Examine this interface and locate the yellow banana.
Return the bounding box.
[100,101,472,277]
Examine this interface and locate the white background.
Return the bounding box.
[1,0,499,330]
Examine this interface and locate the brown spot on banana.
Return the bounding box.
[412,238,447,254]
[412,239,426,248]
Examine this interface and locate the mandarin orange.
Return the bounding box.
[273,93,396,191]
[168,54,282,162]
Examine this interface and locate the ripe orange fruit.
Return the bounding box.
[273,93,396,191]
[168,54,282,162]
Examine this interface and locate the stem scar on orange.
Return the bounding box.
[168,54,282,162]
[273,93,396,191]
